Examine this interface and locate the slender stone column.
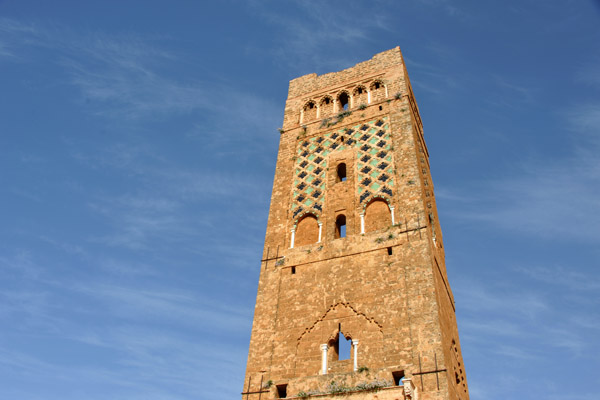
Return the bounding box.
[352,340,359,371]
[320,344,328,375]
[360,213,365,234]
[290,229,296,249]
[300,109,304,124]
[367,90,371,104]
[317,222,323,243]
[390,206,395,225]
[385,85,388,98]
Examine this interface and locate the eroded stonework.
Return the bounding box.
[242,47,469,400]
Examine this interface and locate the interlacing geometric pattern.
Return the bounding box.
[292,117,395,220]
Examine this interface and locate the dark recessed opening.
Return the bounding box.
[339,92,349,111]
[379,105,383,111]
[324,97,330,104]
[336,163,347,182]
[291,266,296,274]
[455,372,460,384]
[308,102,314,109]
[276,384,287,398]
[374,82,381,89]
[387,247,392,255]
[392,370,405,386]
[335,215,346,239]
[357,87,363,94]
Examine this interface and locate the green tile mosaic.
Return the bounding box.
[291,116,393,217]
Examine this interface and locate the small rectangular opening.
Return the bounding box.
[276,384,287,398]
[392,370,405,386]
[379,105,383,111]
[291,266,296,274]
[387,247,392,255]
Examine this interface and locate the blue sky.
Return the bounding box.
[1,1,599,399]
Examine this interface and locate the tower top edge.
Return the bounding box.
[287,46,404,99]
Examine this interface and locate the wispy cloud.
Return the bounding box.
[0,16,281,133]
[0,248,251,399]
[246,0,393,72]
[441,102,600,243]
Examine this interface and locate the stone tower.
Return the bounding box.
[242,47,469,400]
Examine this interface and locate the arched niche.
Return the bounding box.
[353,85,368,107]
[319,96,334,117]
[295,214,319,246]
[364,198,391,233]
[370,80,386,102]
[302,100,317,122]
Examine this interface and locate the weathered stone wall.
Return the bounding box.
[242,48,469,400]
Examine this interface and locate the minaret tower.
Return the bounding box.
[242,47,469,400]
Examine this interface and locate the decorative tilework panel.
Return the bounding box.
[291,117,395,218]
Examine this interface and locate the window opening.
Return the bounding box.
[337,326,351,360]
[339,92,349,110]
[291,266,296,274]
[357,87,363,94]
[276,384,288,398]
[335,215,346,238]
[374,82,381,89]
[392,370,405,386]
[324,97,330,104]
[379,105,383,111]
[336,163,347,182]
[387,247,392,255]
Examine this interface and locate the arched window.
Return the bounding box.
[335,215,346,239]
[295,214,319,246]
[364,199,391,233]
[338,92,349,111]
[328,326,352,361]
[338,331,352,360]
[336,163,347,182]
